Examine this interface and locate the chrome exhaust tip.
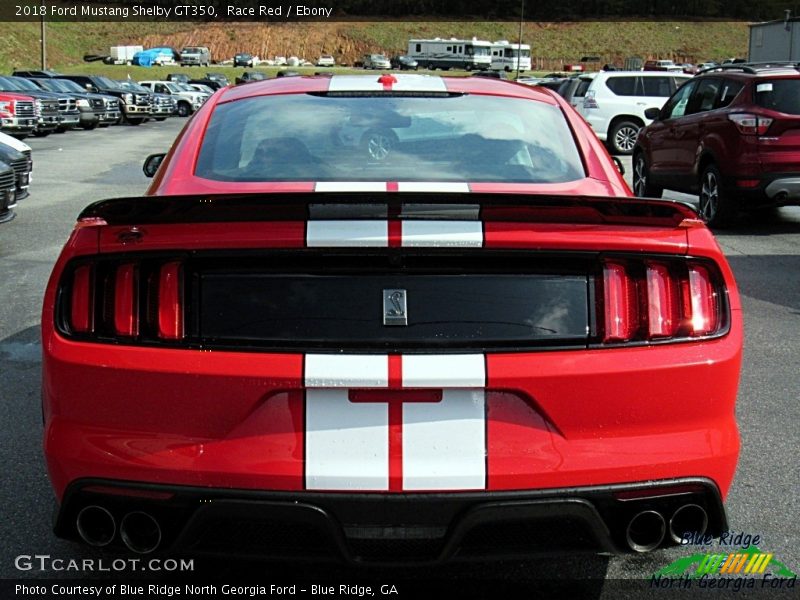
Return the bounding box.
[76,505,116,547]
[119,511,162,554]
[626,510,666,553]
[669,503,709,545]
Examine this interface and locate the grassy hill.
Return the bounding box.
[0,20,750,73]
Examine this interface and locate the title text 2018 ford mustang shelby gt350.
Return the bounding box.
[42,74,741,562]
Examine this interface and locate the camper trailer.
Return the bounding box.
[407,38,492,70]
[490,41,532,72]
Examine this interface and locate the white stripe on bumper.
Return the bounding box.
[402,354,486,387]
[305,354,388,387]
[403,389,486,490]
[305,389,389,491]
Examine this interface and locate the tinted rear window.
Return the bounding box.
[754,79,800,115]
[641,76,674,97]
[605,76,637,96]
[196,93,585,184]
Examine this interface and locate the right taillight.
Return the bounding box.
[600,258,725,344]
[686,264,719,336]
[65,259,185,342]
[728,113,773,135]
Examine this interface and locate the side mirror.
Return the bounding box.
[644,107,661,120]
[143,153,166,178]
[612,156,625,176]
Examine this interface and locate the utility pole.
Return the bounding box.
[516,0,524,81]
[40,12,47,69]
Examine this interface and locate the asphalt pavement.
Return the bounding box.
[0,120,798,598]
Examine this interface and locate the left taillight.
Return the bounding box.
[62,259,185,343]
[69,264,94,333]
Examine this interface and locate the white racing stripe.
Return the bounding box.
[304,354,487,491]
[402,354,486,387]
[305,389,388,490]
[306,220,388,247]
[305,354,388,387]
[401,221,483,247]
[403,389,486,490]
[396,182,471,193]
[314,181,388,192]
[328,74,447,93]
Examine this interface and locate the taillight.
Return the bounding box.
[603,262,639,342]
[69,265,94,333]
[113,263,139,337]
[64,259,185,342]
[687,264,719,336]
[583,91,599,109]
[158,261,183,340]
[728,113,773,135]
[600,258,725,344]
[646,263,679,338]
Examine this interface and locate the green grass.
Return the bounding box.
[0,20,750,73]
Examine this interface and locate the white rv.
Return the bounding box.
[490,41,532,72]
[407,38,492,70]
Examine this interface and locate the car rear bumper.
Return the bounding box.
[764,176,800,202]
[723,172,800,206]
[55,477,727,562]
[43,330,742,502]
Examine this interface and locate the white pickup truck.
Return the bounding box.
[138,81,208,117]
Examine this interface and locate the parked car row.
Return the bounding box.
[0,131,33,225]
[530,62,800,226]
[0,70,215,140]
[633,62,800,226]
[0,69,217,225]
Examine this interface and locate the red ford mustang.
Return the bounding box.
[42,74,741,561]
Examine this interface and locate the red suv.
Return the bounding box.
[633,63,800,226]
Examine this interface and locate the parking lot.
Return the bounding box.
[1,118,798,596]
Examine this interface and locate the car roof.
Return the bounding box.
[597,70,687,77]
[696,63,800,79]
[218,74,561,105]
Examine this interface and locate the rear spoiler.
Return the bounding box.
[78,192,702,228]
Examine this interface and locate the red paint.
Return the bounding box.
[42,75,741,511]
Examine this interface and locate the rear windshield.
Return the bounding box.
[754,79,800,115]
[196,93,586,183]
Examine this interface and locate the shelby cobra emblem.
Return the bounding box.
[383,289,408,326]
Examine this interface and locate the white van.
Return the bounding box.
[490,41,531,72]
[576,71,691,154]
[407,38,492,70]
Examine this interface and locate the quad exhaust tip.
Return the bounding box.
[76,505,116,547]
[626,510,666,553]
[669,503,709,545]
[120,511,162,554]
